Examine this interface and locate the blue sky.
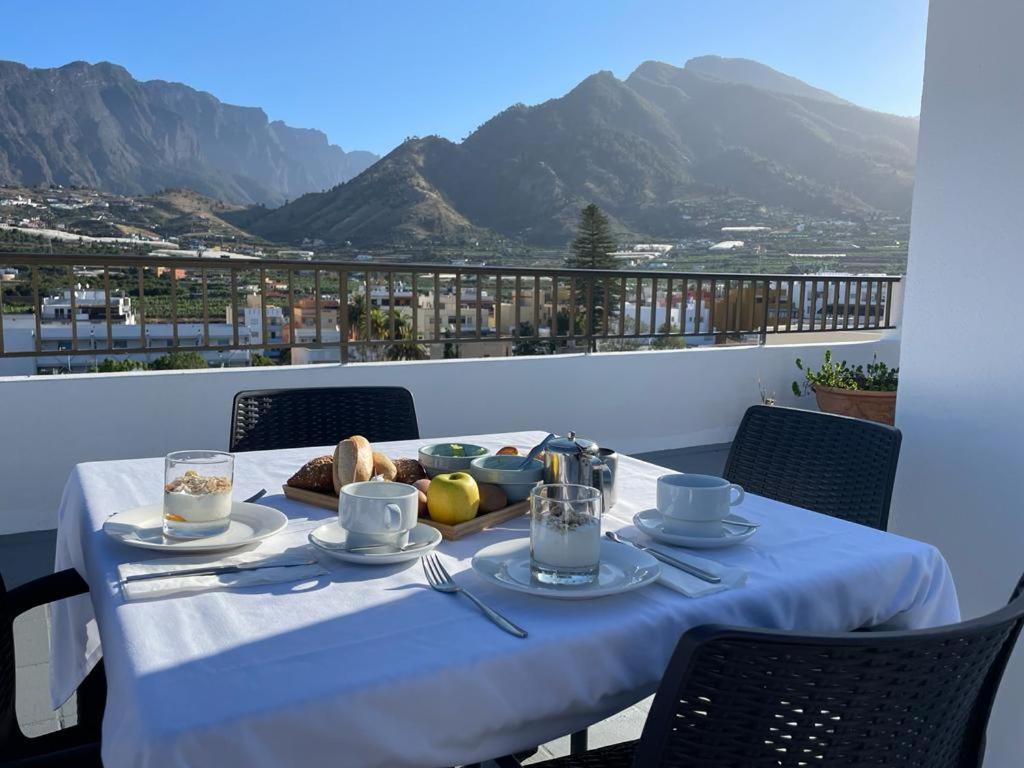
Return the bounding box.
[2,0,928,156]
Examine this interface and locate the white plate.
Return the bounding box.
[308,522,441,565]
[633,508,757,549]
[472,538,660,600]
[103,502,288,553]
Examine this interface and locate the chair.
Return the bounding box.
[499,571,1024,768]
[229,387,419,452]
[2,569,105,767]
[723,405,902,529]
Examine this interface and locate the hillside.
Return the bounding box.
[249,57,917,246]
[0,60,378,206]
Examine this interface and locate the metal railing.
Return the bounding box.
[0,253,901,367]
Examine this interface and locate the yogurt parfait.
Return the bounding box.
[163,451,235,538]
[529,484,603,586]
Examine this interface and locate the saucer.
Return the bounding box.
[103,502,288,553]
[472,538,660,600]
[308,522,441,564]
[633,509,758,549]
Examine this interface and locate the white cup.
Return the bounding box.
[338,481,419,548]
[656,474,744,536]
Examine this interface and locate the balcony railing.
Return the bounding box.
[0,252,900,368]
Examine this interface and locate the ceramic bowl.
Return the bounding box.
[418,443,490,477]
[469,455,544,502]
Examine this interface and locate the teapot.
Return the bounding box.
[542,432,616,508]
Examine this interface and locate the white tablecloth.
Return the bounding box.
[50,431,960,768]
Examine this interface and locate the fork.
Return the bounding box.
[422,555,528,638]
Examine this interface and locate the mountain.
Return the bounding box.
[0,60,378,206]
[250,57,917,246]
[683,55,853,106]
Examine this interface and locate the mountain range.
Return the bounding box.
[246,56,918,246]
[0,56,918,247]
[0,60,377,207]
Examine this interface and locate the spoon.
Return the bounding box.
[517,433,555,469]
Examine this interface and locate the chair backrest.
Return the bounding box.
[229,387,419,452]
[723,405,902,529]
[0,574,15,751]
[634,575,1024,768]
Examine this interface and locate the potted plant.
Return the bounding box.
[792,350,899,425]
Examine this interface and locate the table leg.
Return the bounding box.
[570,728,588,754]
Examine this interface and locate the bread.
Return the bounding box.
[286,456,334,493]
[393,458,427,485]
[372,452,397,481]
[333,436,373,493]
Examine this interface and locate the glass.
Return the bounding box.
[530,483,603,586]
[163,450,234,538]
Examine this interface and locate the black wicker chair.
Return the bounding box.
[723,405,902,530]
[499,572,1024,768]
[229,387,419,452]
[2,570,105,767]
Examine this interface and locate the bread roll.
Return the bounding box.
[372,452,397,481]
[333,436,373,493]
[286,455,334,493]
[393,458,427,485]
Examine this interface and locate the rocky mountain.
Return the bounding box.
[249,57,918,246]
[0,60,377,206]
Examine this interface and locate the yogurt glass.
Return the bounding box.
[163,450,234,538]
[529,483,603,586]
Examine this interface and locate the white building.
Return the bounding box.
[41,288,136,325]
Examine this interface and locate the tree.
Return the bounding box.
[150,351,208,370]
[385,314,429,361]
[566,204,619,340]
[90,358,147,373]
[651,322,687,350]
[250,353,276,366]
[513,321,554,356]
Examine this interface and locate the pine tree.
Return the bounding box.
[566,204,619,340]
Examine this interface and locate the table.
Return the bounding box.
[50,431,960,768]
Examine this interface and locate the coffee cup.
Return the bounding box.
[338,481,419,549]
[656,474,744,536]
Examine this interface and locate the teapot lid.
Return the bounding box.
[547,432,599,455]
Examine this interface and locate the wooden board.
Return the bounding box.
[281,485,529,540]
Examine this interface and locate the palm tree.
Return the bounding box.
[386,313,429,361]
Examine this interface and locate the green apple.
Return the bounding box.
[427,472,480,524]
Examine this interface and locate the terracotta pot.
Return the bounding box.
[813,385,897,425]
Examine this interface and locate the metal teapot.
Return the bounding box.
[542,432,616,508]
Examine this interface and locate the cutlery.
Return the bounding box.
[313,537,431,554]
[516,433,555,470]
[243,488,268,503]
[123,559,317,583]
[723,517,760,531]
[605,531,721,584]
[422,554,528,638]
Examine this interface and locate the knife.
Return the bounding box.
[123,559,318,583]
[605,531,721,584]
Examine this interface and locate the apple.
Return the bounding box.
[427,472,479,524]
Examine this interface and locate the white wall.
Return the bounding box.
[0,338,895,535]
[890,1,1024,763]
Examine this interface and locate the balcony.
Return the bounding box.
[3,2,1024,761]
[0,260,899,757]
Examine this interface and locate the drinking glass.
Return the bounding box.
[529,483,603,585]
[163,450,234,538]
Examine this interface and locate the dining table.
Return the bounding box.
[49,430,961,768]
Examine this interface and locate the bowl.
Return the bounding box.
[469,455,544,502]
[418,443,490,478]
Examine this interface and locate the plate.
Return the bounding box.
[308,522,441,564]
[633,509,757,549]
[103,502,288,552]
[472,538,660,600]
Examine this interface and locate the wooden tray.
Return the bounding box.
[281,485,529,540]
